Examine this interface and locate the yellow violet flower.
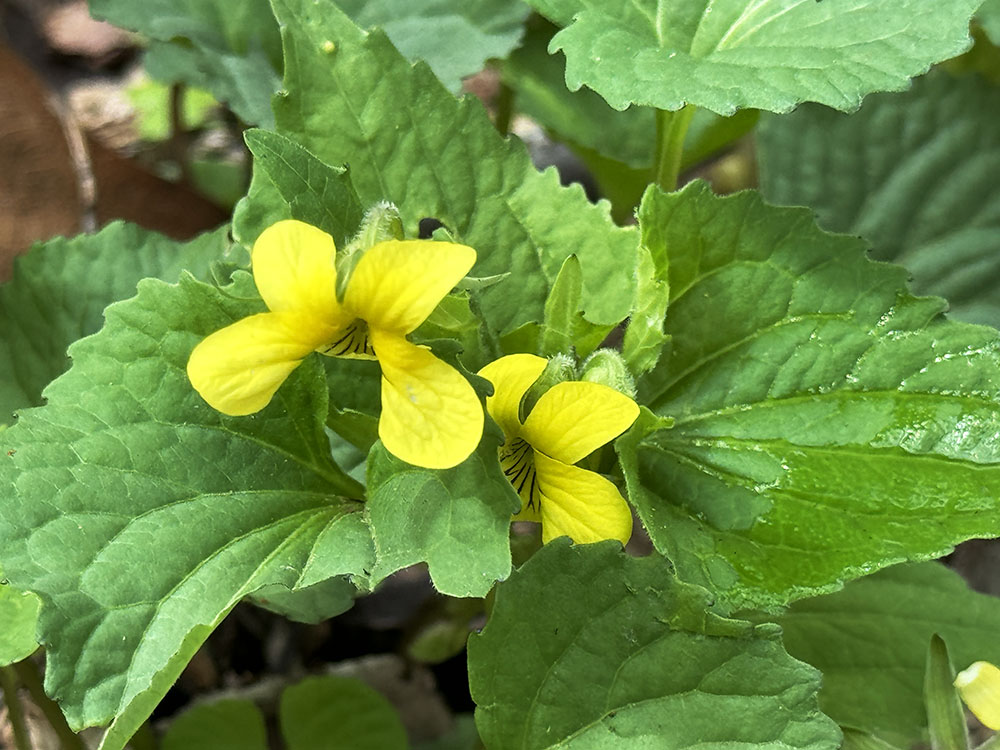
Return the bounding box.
[187,219,484,470]
[955,661,1000,730]
[478,353,639,545]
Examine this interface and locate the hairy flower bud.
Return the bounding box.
[579,348,636,399]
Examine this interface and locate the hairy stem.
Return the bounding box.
[494,80,514,136]
[652,105,696,192]
[0,666,32,750]
[13,659,86,750]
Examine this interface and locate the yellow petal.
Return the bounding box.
[533,451,632,545]
[478,354,548,437]
[252,219,345,323]
[187,311,335,416]
[499,438,542,522]
[320,319,377,360]
[956,661,1000,730]
[344,240,476,334]
[372,329,484,469]
[522,381,639,465]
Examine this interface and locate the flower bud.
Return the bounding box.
[338,202,405,296]
[579,348,636,398]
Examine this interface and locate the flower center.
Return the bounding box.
[499,437,541,511]
[321,319,375,359]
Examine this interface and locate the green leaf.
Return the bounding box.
[525,0,980,114]
[0,580,40,666]
[925,634,969,750]
[162,700,268,750]
[245,0,638,344]
[505,16,758,171]
[980,0,1000,46]
[243,129,364,247]
[758,70,1000,327]
[0,272,369,745]
[248,576,356,624]
[364,431,520,598]
[299,512,375,589]
[0,222,228,424]
[280,675,407,750]
[332,0,530,93]
[774,562,1000,747]
[620,182,1000,609]
[468,540,842,749]
[90,0,283,126]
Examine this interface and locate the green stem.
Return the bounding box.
[977,735,1000,750]
[168,83,193,185]
[652,105,696,192]
[13,659,86,750]
[494,79,514,137]
[1,666,32,750]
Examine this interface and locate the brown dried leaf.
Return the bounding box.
[41,1,133,65]
[0,45,82,280]
[89,135,228,239]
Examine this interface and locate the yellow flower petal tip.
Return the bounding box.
[523,380,639,464]
[187,312,330,416]
[534,452,633,546]
[251,220,341,320]
[375,331,484,470]
[480,353,638,546]
[346,239,477,334]
[956,661,1000,730]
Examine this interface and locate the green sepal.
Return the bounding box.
[925,634,970,750]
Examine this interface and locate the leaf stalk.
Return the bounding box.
[652,105,696,192]
[13,659,86,750]
[1,666,32,750]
